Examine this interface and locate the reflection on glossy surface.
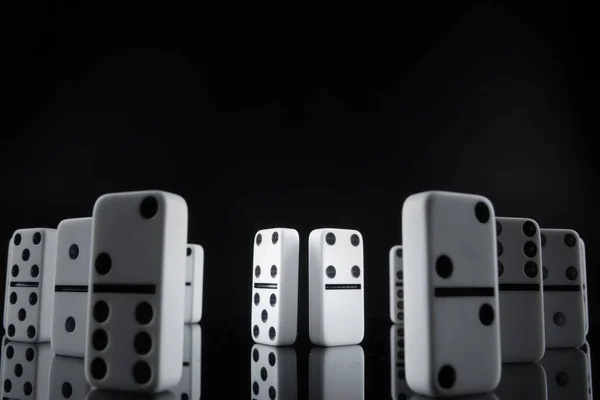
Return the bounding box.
[0,339,53,399]
[540,348,590,400]
[411,394,499,400]
[309,345,364,399]
[250,344,296,400]
[86,389,176,399]
[390,324,416,399]
[494,363,547,400]
[49,355,91,399]
[582,341,593,399]
[172,324,201,400]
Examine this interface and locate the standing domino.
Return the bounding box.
[185,244,204,323]
[4,228,57,342]
[251,228,299,346]
[389,245,403,324]
[540,229,585,348]
[51,217,93,357]
[85,191,188,391]
[309,228,364,346]
[496,217,545,362]
[402,191,501,397]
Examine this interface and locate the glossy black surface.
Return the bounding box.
[0,320,593,399]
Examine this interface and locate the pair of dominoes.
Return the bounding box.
[387,191,589,397]
[250,342,365,399]
[3,190,204,393]
[250,228,365,347]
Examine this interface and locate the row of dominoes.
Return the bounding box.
[0,324,201,399]
[3,190,203,393]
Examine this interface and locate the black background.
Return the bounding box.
[1,2,596,397]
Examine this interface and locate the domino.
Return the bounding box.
[496,217,545,362]
[251,228,299,346]
[494,363,547,400]
[582,341,593,399]
[390,325,415,400]
[171,324,202,400]
[51,217,93,357]
[308,228,364,346]
[84,190,188,391]
[389,245,404,324]
[309,345,364,399]
[1,339,53,398]
[540,348,589,400]
[49,356,91,399]
[580,238,589,335]
[185,244,204,323]
[251,344,296,400]
[540,228,585,348]
[402,191,501,396]
[4,228,57,342]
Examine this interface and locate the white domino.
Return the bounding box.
[389,245,404,324]
[580,238,588,336]
[494,363,547,400]
[402,191,501,397]
[84,190,188,391]
[540,228,585,348]
[251,228,299,346]
[185,244,204,323]
[49,355,91,399]
[309,345,365,399]
[51,217,93,357]
[540,348,589,400]
[496,217,545,362]
[1,339,53,398]
[250,344,297,400]
[4,228,57,342]
[171,324,201,400]
[309,228,364,346]
[390,325,415,400]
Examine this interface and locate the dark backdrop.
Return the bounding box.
[1,2,595,397]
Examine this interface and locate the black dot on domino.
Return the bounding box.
[92,329,108,351]
[351,265,361,278]
[563,233,577,247]
[25,348,34,361]
[350,234,360,246]
[9,292,17,304]
[270,265,277,278]
[13,233,21,246]
[522,220,537,237]
[135,302,153,325]
[479,304,494,326]
[262,310,268,322]
[29,293,37,305]
[69,244,79,260]
[524,261,538,278]
[2,379,11,393]
[182,393,189,400]
[253,381,259,395]
[139,196,159,219]
[187,247,192,256]
[253,348,259,362]
[556,371,569,386]
[32,232,42,245]
[497,241,503,257]
[14,363,23,377]
[65,317,76,333]
[132,361,152,384]
[11,265,18,277]
[5,345,14,359]
[269,327,276,340]
[566,266,578,281]
[438,365,456,389]
[93,301,110,323]
[23,381,33,395]
[435,255,453,278]
[325,232,336,245]
[541,233,546,247]
[22,249,30,261]
[269,352,276,366]
[474,201,490,223]
[523,241,537,258]
[253,325,259,338]
[255,265,261,278]
[326,266,336,278]
[256,234,262,245]
[134,332,152,355]
[498,261,504,277]
[27,325,36,339]
[496,220,502,235]
[7,324,15,337]
[254,293,260,306]
[261,367,268,381]
[62,382,73,398]
[30,265,39,278]
[270,294,277,306]
[553,312,566,327]
[271,231,279,244]
[91,358,107,380]
[95,253,112,275]
[543,266,548,280]
[269,386,276,400]
[396,248,403,258]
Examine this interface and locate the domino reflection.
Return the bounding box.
[86,389,176,399]
[390,324,415,399]
[494,363,547,400]
[309,345,364,400]
[171,324,201,400]
[250,344,297,400]
[0,339,53,399]
[540,347,591,400]
[50,355,91,399]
